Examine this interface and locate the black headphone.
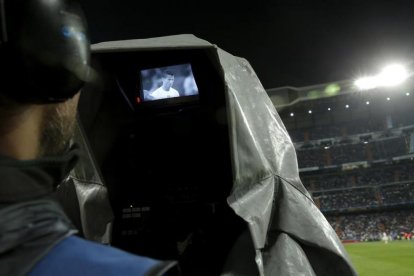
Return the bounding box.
[0,0,90,103]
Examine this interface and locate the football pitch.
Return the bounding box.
[344,240,414,276]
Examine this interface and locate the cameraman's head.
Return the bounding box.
[0,0,90,159]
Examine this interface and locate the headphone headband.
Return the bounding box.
[0,0,7,44]
[0,0,90,103]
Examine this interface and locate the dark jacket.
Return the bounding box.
[0,147,177,276]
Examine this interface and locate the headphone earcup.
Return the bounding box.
[0,0,90,103]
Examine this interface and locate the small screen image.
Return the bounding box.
[140,63,199,102]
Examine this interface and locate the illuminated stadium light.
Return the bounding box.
[360,134,372,144]
[387,97,391,101]
[308,110,312,114]
[354,76,378,90]
[321,140,332,149]
[327,107,331,111]
[377,64,409,87]
[366,101,370,105]
[406,92,410,96]
[290,113,294,117]
[354,64,409,90]
[345,104,350,109]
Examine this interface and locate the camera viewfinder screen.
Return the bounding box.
[140,63,199,102]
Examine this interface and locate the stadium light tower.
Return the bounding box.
[354,64,410,90]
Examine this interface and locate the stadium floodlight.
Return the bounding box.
[366,101,370,105]
[290,113,294,117]
[308,110,312,114]
[406,92,410,96]
[354,64,409,90]
[377,64,409,87]
[354,76,378,90]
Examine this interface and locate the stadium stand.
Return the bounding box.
[273,82,414,242]
[327,210,414,241]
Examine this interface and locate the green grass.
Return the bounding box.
[344,240,414,276]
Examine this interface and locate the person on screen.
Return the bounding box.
[149,70,180,100]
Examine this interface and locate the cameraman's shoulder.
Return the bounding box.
[30,235,179,276]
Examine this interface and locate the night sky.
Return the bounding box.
[81,0,414,89]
